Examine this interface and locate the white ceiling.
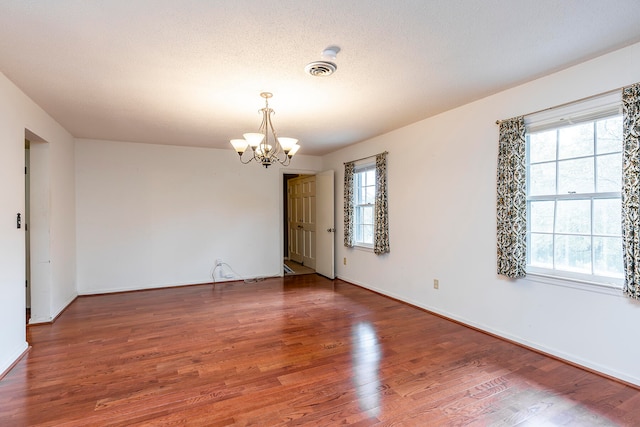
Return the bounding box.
[1,1,640,155]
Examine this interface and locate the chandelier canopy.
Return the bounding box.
[230,92,300,168]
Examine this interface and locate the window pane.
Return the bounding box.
[596,153,622,193]
[593,198,621,236]
[558,122,594,159]
[363,205,373,225]
[530,233,553,268]
[556,200,590,234]
[593,236,623,278]
[355,207,364,225]
[529,130,557,163]
[365,185,375,204]
[530,201,554,233]
[362,224,374,245]
[558,158,594,194]
[596,116,622,154]
[555,235,591,273]
[355,175,364,204]
[365,170,375,186]
[359,187,367,204]
[529,163,556,196]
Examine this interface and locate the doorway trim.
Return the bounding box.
[24,130,52,325]
[279,168,321,277]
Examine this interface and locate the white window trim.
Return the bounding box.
[524,270,623,297]
[353,242,374,252]
[353,161,376,249]
[524,90,624,290]
[525,90,621,132]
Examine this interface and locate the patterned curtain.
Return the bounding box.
[622,83,640,299]
[344,161,355,248]
[496,116,527,278]
[374,152,390,255]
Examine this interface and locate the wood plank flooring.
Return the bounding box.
[1,274,639,426]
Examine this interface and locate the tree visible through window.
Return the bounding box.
[527,114,623,283]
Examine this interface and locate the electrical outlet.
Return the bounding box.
[216,259,223,267]
[433,279,439,289]
[343,257,347,265]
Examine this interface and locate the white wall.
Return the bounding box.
[323,42,640,386]
[0,72,76,374]
[75,139,322,294]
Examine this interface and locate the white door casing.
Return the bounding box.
[287,178,303,264]
[287,175,316,268]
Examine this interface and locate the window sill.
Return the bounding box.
[523,271,624,297]
[353,243,374,253]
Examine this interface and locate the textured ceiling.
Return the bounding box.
[1,1,640,155]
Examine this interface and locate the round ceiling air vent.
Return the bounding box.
[305,61,337,77]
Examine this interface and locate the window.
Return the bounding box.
[344,152,389,254]
[354,164,376,247]
[526,97,623,285]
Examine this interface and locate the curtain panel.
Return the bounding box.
[374,152,390,254]
[496,116,527,278]
[344,161,355,248]
[622,83,640,299]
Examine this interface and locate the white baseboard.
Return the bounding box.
[337,274,640,387]
[29,292,78,325]
[0,341,28,379]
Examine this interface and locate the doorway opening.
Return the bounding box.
[24,130,51,326]
[283,174,316,276]
[282,170,335,279]
[25,139,30,324]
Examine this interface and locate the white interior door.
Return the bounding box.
[287,179,303,263]
[288,175,316,268]
[315,170,335,279]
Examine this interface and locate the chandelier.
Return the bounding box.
[230,92,300,168]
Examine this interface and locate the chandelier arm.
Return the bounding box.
[262,107,283,162]
[260,108,269,142]
[238,152,256,164]
[267,110,282,159]
[259,108,269,157]
[276,146,289,165]
[278,155,290,166]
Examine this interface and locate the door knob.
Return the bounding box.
[326,227,335,232]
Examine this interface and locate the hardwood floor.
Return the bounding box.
[1,275,639,426]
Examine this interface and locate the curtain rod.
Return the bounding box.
[344,151,388,165]
[495,86,625,125]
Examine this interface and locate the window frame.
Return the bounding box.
[353,162,376,249]
[524,91,624,290]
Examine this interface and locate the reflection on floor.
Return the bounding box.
[284,260,315,276]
